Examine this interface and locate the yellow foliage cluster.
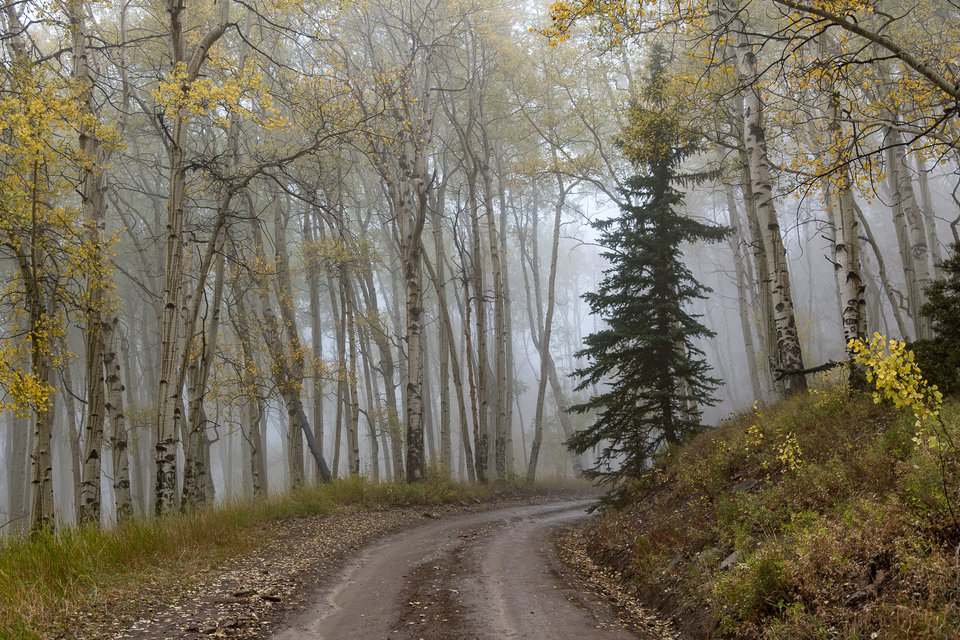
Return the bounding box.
[0,67,98,414]
[153,60,287,130]
[744,401,804,473]
[850,333,943,431]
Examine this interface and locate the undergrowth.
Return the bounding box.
[585,369,960,639]
[0,477,498,639]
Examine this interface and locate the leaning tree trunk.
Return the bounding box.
[735,24,806,394]
[249,209,331,483]
[854,203,911,339]
[423,254,476,482]
[528,180,565,483]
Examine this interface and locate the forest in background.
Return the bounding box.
[0,0,958,534]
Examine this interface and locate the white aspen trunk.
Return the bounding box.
[496,171,516,477]
[102,318,132,523]
[155,0,230,515]
[914,154,943,278]
[422,331,437,466]
[330,277,345,478]
[344,278,361,477]
[527,182,564,483]
[855,203,911,339]
[815,79,868,359]
[726,189,764,402]
[481,159,507,482]
[58,346,81,520]
[305,209,325,476]
[273,197,305,489]
[181,247,224,508]
[357,321,381,482]
[5,411,30,533]
[423,254,476,482]
[28,317,55,532]
[735,25,806,394]
[231,285,267,497]
[431,188,453,476]
[463,275,485,483]
[885,127,932,339]
[402,228,426,482]
[358,268,403,479]
[71,1,107,527]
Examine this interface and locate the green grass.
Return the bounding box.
[584,383,960,639]
[0,477,500,639]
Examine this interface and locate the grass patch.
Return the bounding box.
[0,477,497,639]
[584,387,960,639]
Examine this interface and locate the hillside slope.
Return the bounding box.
[582,386,960,639]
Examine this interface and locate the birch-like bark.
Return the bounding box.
[527,180,565,482]
[480,150,507,481]
[854,203,911,339]
[430,188,452,475]
[914,154,942,279]
[423,254,476,482]
[884,127,932,339]
[343,278,361,477]
[357,320,381,482]
[102,318,132,523]
[72,0,107,527]
[725,189,764,402]
[305,209,325,475]
[155,0,230,515]
[249,207,331,483]
[819,84,868,360]
[466,171,490,483]
[230,279,266,496]
[734,21,806,394]
[181,246,224,508]
[273,197,305,489]
[358,268,403,479]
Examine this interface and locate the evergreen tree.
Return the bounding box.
[912,242,960,394]
[568,47,727,483]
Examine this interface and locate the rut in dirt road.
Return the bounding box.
[271,500,649,639]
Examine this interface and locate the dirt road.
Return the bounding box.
[271,500,643,639]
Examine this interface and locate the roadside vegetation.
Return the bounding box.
[0,478,511,639]
[583,379,960,639]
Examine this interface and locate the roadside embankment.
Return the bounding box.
[576,389,960,639]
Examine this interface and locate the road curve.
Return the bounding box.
[270,499,641,639]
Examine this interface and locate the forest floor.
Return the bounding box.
[577,390,960,640]
[43,486,669,640]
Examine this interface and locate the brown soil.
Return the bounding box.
[59,489,592,640]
